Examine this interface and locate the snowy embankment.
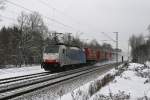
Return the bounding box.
[0,65,46,79]
[96,62,150,100]
[59,62,150,100]
[0,61,116,80]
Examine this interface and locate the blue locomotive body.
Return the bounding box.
[41,44,86,71]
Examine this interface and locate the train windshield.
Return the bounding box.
[44,45,59,53]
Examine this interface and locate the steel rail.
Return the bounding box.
[0,62,121,100]
[0,72,50,85]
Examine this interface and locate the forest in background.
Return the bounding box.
[0,11,113,67]
[129,26,150,63]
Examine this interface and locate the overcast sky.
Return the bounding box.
[0,0,150,52]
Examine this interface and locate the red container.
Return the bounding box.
[84,48,97,61]
[84,48,112,62]
[106,51,112,60]
[101,51,105,60]
[109,51,112,60]
[96,50,100,61]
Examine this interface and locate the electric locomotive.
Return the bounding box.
[41,44,86,71]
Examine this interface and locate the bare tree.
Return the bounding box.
[16,11,48,66]
[88,39,101,49]
[17,12,28,32]
[16,12,29,66]
[129,34,147,63]
[72,35,83,47]
[147,24,150,33]
[129,34,145,50]
[102,43,112,50]
[27,12,48,64]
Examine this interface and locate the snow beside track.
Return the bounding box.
[0,65,46,79]
[94,60,116,66]
[58,62,150,100]
[57,64,118,100]
[96,63,150,99]
[0,60,117,80]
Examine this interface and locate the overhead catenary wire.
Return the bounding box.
[37,0,117,41]
[5,0,116,41]
[36,0,81,32]
[37,0,117,40]
[6,0,79,32]
[37,0,81,25]
[1,12,75,33]
[6,0,33,13]
[101,32,116,42]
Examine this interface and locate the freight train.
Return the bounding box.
[41,43,112,72]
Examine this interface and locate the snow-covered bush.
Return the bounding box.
[90,91,130,100]
[115,64,128,76]
[70,64,128,100]
[70,73,116,100]
[137,96,150,100]
[71,89,89,100]
[88,81,98,96]
[131,63,150,83]
[58,63,132,100]
[127,63,150,82]
[88,74,115,97]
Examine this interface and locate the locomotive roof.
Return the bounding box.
[48,43,81,48]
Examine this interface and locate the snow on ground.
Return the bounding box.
[0,65,46,79]
[94,60,116,66]
[91,63,150,99]
[0,61,116,80]
[58,62,150,100]
[57,64,118,100]
[15,62,114,100]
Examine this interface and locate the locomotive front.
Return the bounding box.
[41,45,60,71]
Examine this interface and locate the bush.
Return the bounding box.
[91,91,130,100]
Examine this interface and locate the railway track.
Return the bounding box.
[0,62,121,100]
[0,72,50,85]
